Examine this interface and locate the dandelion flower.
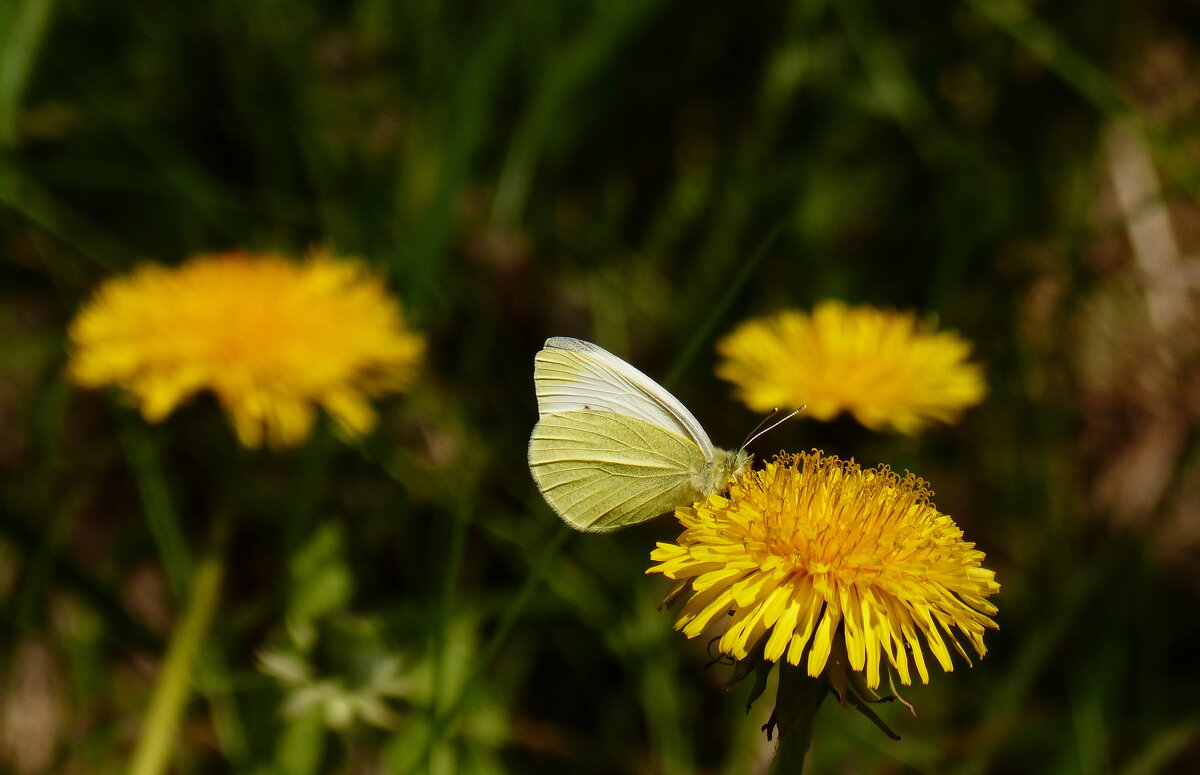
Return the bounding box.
[716,302,985,433]
[69,249,424,448]
[648,452,999,689]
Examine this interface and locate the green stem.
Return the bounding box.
[0,0,57,146]
[402,524,571,775]
[120,418,190,600]
[421,482,473,774]
[662,220,784,390]
[128,509,232,775]
[768,665,828,775]
[965,0,1131,118]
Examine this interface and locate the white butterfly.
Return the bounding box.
[528,337,751,532]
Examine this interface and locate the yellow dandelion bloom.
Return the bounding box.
[69,249,425,448]
[716,302,985,434]
[648,452,999,689]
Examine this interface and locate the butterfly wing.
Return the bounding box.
[534,337,716,461]
[528,409,709,532]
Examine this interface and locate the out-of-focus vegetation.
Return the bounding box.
[2,0,1199,773]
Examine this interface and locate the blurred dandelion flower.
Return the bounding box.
[69,249,424,448]
[716,302,985,433]
[648,452,999,689]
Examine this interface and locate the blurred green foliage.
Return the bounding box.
[2,0,1199,773]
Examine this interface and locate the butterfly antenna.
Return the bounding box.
[742,406,805,449]
[742,408,780,446]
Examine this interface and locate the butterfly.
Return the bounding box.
[528,337,751,531]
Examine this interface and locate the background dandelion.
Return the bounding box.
[716,303,985,433]
[69,249,425,448]
[2,2,1200,774]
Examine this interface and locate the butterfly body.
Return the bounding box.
[528,337,751,532]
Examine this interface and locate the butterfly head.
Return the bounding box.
[705,446,752,497]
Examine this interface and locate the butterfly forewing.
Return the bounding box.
[528,409,708,531]
[534,337,716,460]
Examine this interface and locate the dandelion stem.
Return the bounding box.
[768,665,828,775]
[129,509,232,775]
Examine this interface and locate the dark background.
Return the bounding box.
[1,1,1198,772]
